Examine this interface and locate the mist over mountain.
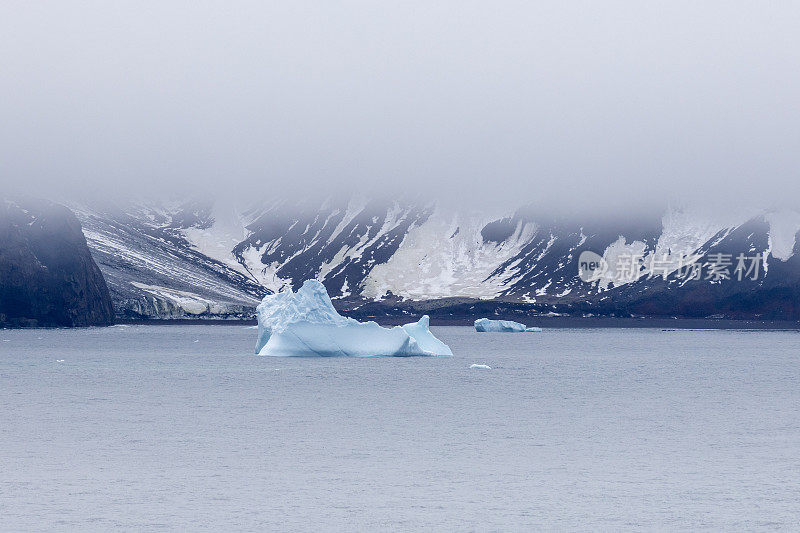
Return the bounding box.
[2,1,800,214]
[2,2,799,323]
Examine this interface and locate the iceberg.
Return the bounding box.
[470,363,492,369]
[254,280,453,357]
[401,315,453,356]
[474,318,542,333]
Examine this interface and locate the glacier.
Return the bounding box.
[254,280,452,357]
[474,318,541,333]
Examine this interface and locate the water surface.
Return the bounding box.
[1,326,798,530]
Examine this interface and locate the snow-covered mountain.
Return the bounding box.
[71,197,800,321]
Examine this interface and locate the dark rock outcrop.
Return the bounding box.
[0,199,114,327]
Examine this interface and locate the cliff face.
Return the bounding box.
[0,199,114,327]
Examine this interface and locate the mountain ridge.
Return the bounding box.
[70,197,800,321]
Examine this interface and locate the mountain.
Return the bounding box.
[0,199,114,327]
[70,201,263,320]
[71,197,800,322]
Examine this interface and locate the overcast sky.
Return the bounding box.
[1,1,799,211]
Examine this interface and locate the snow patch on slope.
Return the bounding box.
[130,282,246,315]
[597,237,648,289]
[181,202,253,277]
[655,208,736,267]
[595,207,749,289]
[362,208,536,300]
[316,199,406,283]
[765,210,800,261]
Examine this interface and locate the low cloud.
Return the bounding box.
[1,1,798,213]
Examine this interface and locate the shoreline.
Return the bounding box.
[112,316,800,330]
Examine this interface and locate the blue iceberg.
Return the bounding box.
[474,318,542,333]
[255,280,452,357]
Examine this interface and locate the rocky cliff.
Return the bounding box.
[0,199,114,327]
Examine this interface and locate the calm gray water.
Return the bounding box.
[1,325,799,531]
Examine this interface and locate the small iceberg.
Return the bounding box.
[474,318,541,333]
[254,280,453,357]
[470,363,492,369]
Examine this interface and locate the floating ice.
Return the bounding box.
[401,315,452,356]
[474,318,541,333]
[254,280,452,357]
[470,363,492,369]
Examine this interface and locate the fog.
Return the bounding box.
[1,1,799,213]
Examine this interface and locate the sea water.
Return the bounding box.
[1,326,798,530]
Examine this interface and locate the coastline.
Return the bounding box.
[112,316,800,330]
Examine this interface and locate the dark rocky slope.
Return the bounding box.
[0,199,114,327]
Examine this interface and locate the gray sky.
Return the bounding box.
[1,1,799,211]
